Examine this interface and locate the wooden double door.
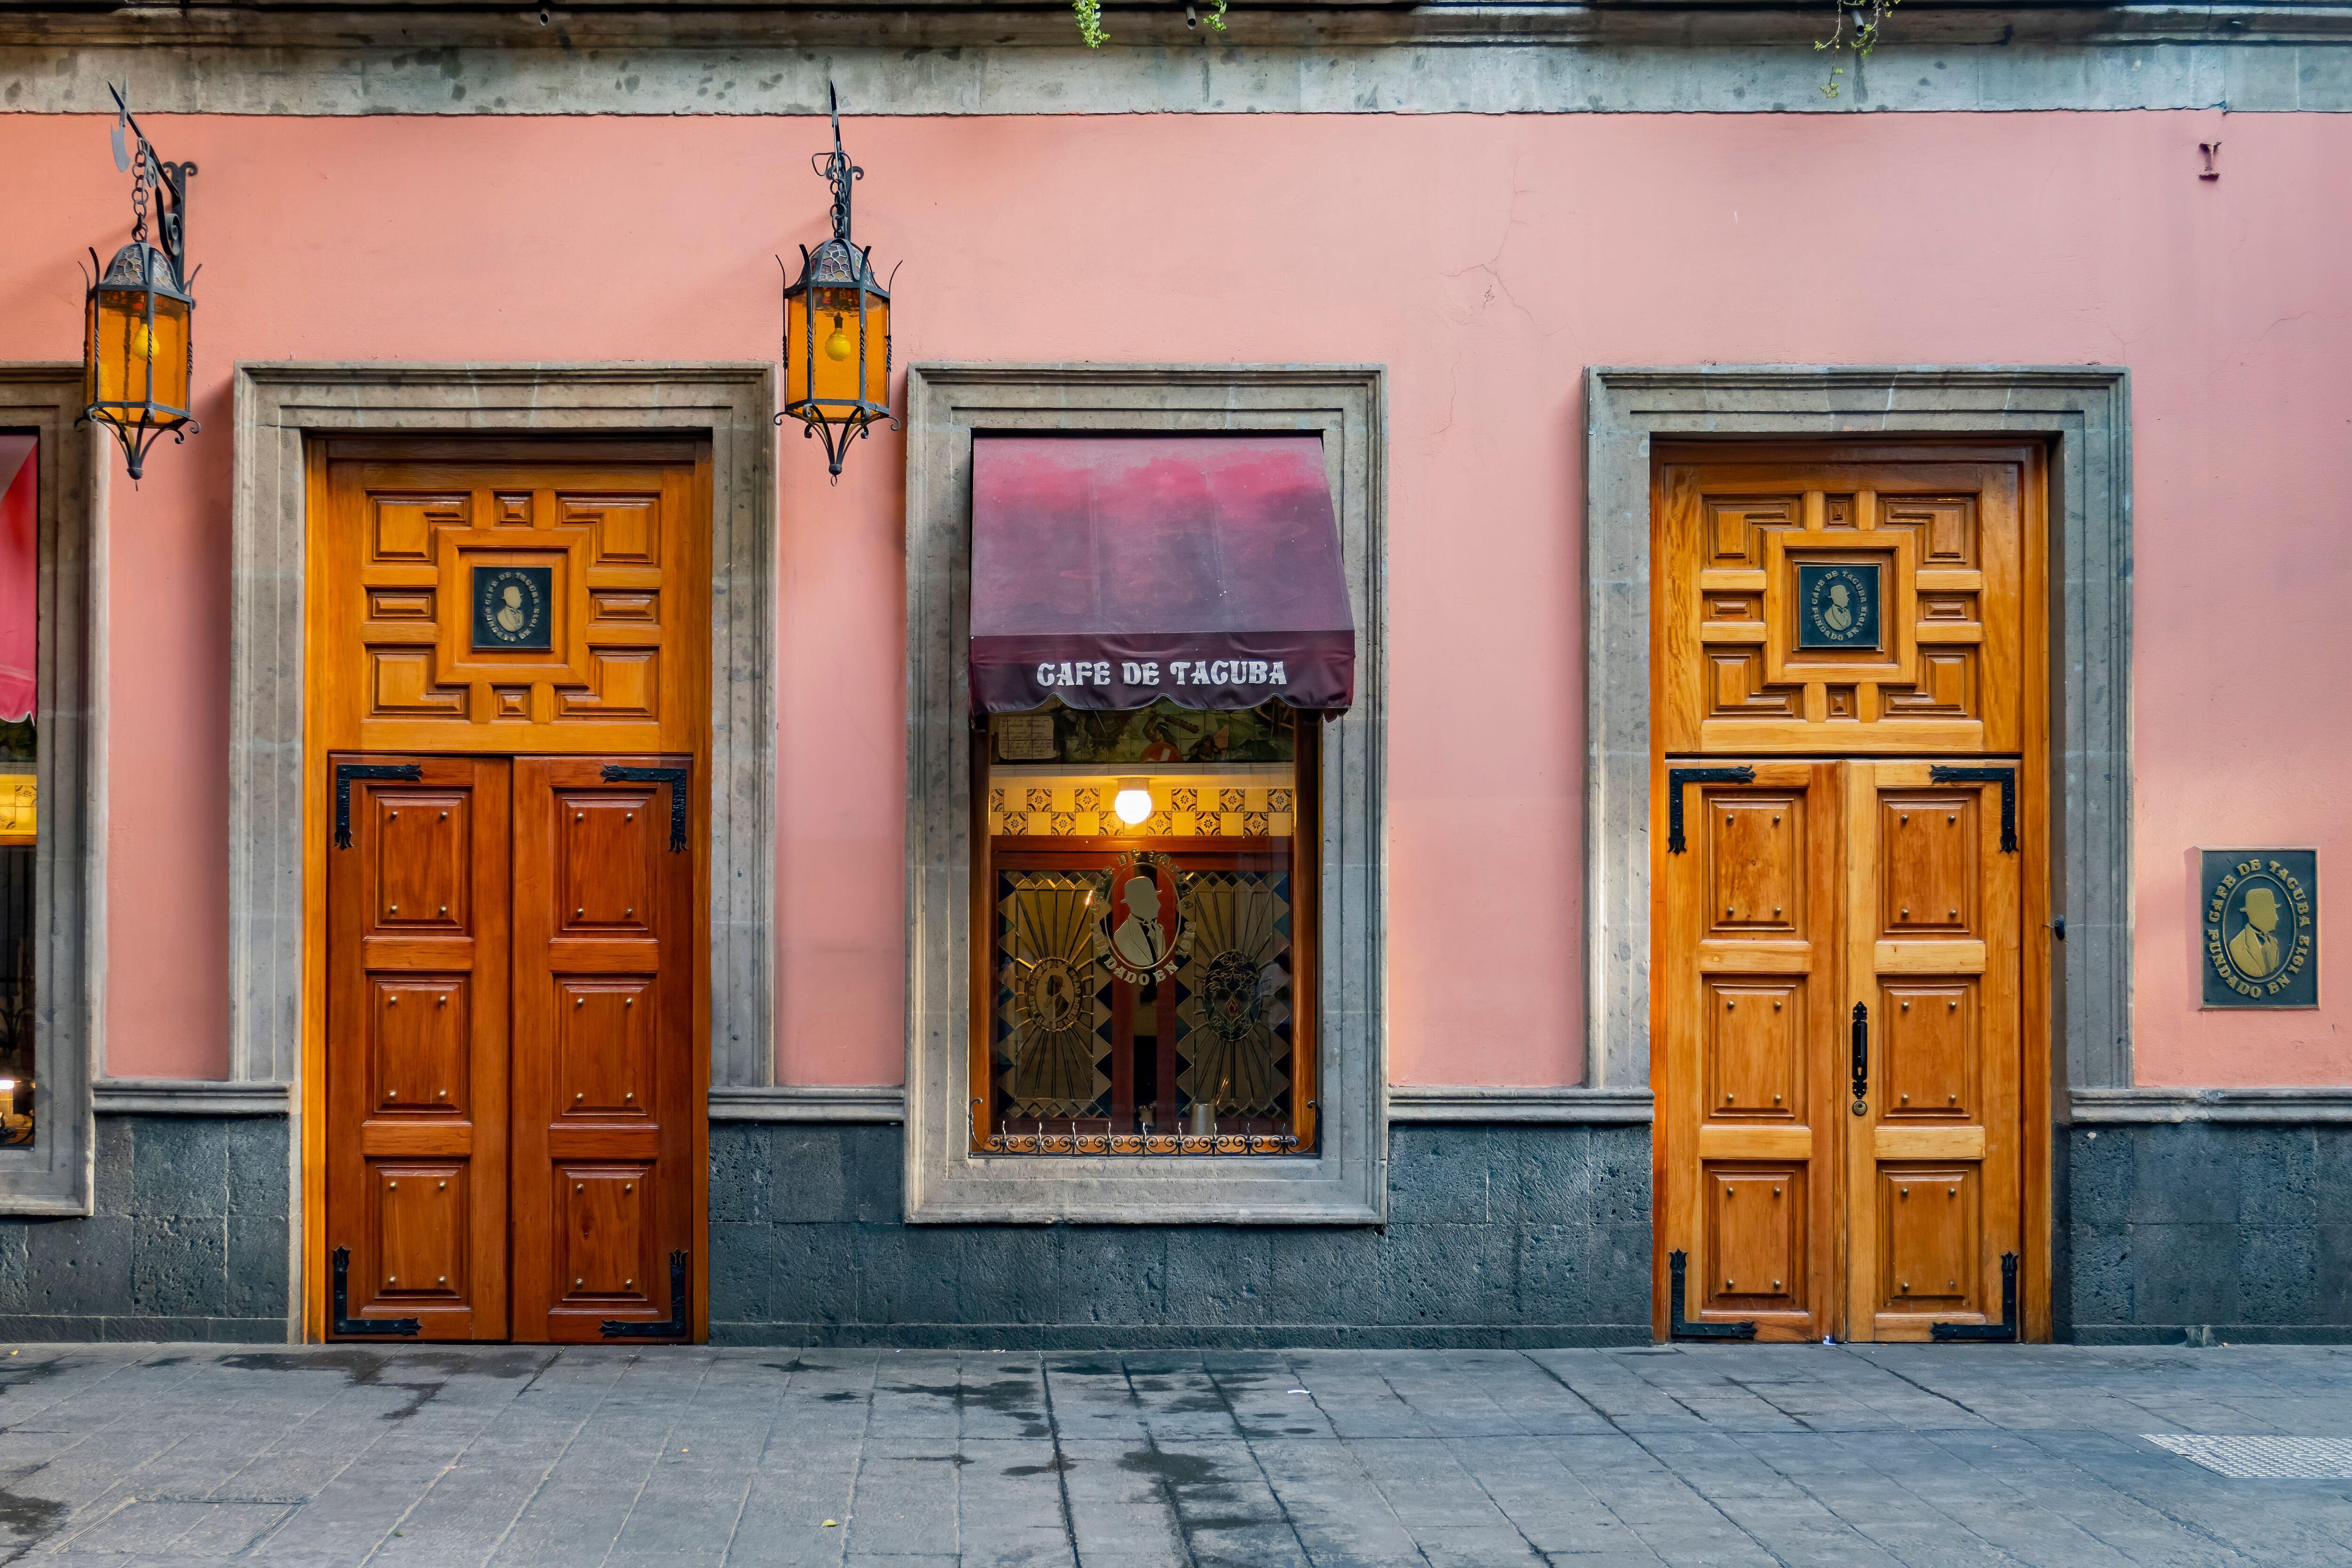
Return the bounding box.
[311,443,709,1343]
[326,755,695,1341]
[1652,443,2048,1342]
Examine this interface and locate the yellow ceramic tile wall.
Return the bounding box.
[988,776,1295,838]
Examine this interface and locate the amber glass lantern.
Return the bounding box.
[779,87,895,480]
[81,91,198,482]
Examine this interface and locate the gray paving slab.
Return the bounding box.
[2,1345,2352,1564]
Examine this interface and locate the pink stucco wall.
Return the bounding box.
[0,108,2343,1090]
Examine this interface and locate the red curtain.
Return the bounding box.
[0,437,34,724]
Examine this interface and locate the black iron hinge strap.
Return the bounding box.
[1667,1248,1758,1341]
[1931,1253,2021,1343]
[1927,765,2018,853]
[601,764,690,852]
[330,1245,420,1337]
[603,1250,690,1338]
[334,764,424,850]
[1666,767,1756,854]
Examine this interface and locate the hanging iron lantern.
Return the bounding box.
[81,86,198,482]
[779,86,895,482]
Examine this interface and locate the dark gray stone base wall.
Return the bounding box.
[30,1115,2348,1348]
[711,1123,1653,1348]
[0,1115,289,1342]
[2062,1122,2352,1345]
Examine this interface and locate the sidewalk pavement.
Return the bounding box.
[0,1342,2348,1565]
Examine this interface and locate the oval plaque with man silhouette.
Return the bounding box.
[1093,851,1192,985]
[2201,848,2319,1007]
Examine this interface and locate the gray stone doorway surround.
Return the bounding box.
[1583,366,2134,1099]
[229,363,779,1337]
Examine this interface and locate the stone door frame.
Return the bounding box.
[1584,365,2131,1099]
[229,362,778,1338]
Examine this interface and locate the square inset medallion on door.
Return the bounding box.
[472,565,555,652]
[1796,563,1882,651]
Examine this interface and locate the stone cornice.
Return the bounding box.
[9,30,2344,115]
[2070,1088,2352,1124]
[1389,1085,1654,1123]
[6,4,2350,51]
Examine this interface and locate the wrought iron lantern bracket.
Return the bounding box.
[777,83,898,482]
[80,84,202,481]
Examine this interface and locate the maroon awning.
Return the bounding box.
[969,435,1355,713]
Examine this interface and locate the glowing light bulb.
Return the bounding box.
[125,320,154,362]
[1113,778,1152,826]
[824,318,855,361]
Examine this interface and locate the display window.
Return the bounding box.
[974,698,1318,1154]
[905,368,1384,1224]
[0,436,33,1151]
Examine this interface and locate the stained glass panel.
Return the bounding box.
[980,697,1313,1153]
[994,870,1113,1123]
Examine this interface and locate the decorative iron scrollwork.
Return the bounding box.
[1666,767,1756,854]
[1931,1253,2021,1342]
[334,763,422,849]
[967,1097,1300,1155]
[1927,765,2018,852]
[330,1245,420,1338]
[602,1250,689,1338]
[601,764,690,852]
[1667,1248,1757,1340]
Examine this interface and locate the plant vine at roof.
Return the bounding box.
[1818,0,1900,98]
[1073,0,1226,48]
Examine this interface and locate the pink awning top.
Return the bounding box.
[969,435,1354,713]
[0,438,34,725]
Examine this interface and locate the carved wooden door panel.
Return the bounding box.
[325,755,511,1341]
[1657,762,1840,1342]
[1842,761,2023,1342]
[1654,447,2029,756]
[510,756,699,1343]
[316,449,706,758]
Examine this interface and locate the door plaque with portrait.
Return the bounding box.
[471,565,553,652]
[2200,849,2319,1008]
[1795,562,1882,651]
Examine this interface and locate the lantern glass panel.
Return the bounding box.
[90,286,190,421]
[794,284,882,412]
[785,287,814,416]
[860,294,891,410]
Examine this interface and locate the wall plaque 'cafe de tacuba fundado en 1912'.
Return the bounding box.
[2201,849,2319,1008]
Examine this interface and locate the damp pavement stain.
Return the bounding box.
[219,1346,555,1421]
[0,1484,64,1559]
[1115,1447,1226,1487]
[0,1345,2334,1564]
[884,1375,1052,1436]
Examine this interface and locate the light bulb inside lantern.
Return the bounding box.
[824,317,855,361]
[1113,778,1152,826]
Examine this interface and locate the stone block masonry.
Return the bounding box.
[709,1123,1654,1348]
[0,1115,289,1342]
[2061,1122,2352,1345]
[13,1115,2350,1347]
